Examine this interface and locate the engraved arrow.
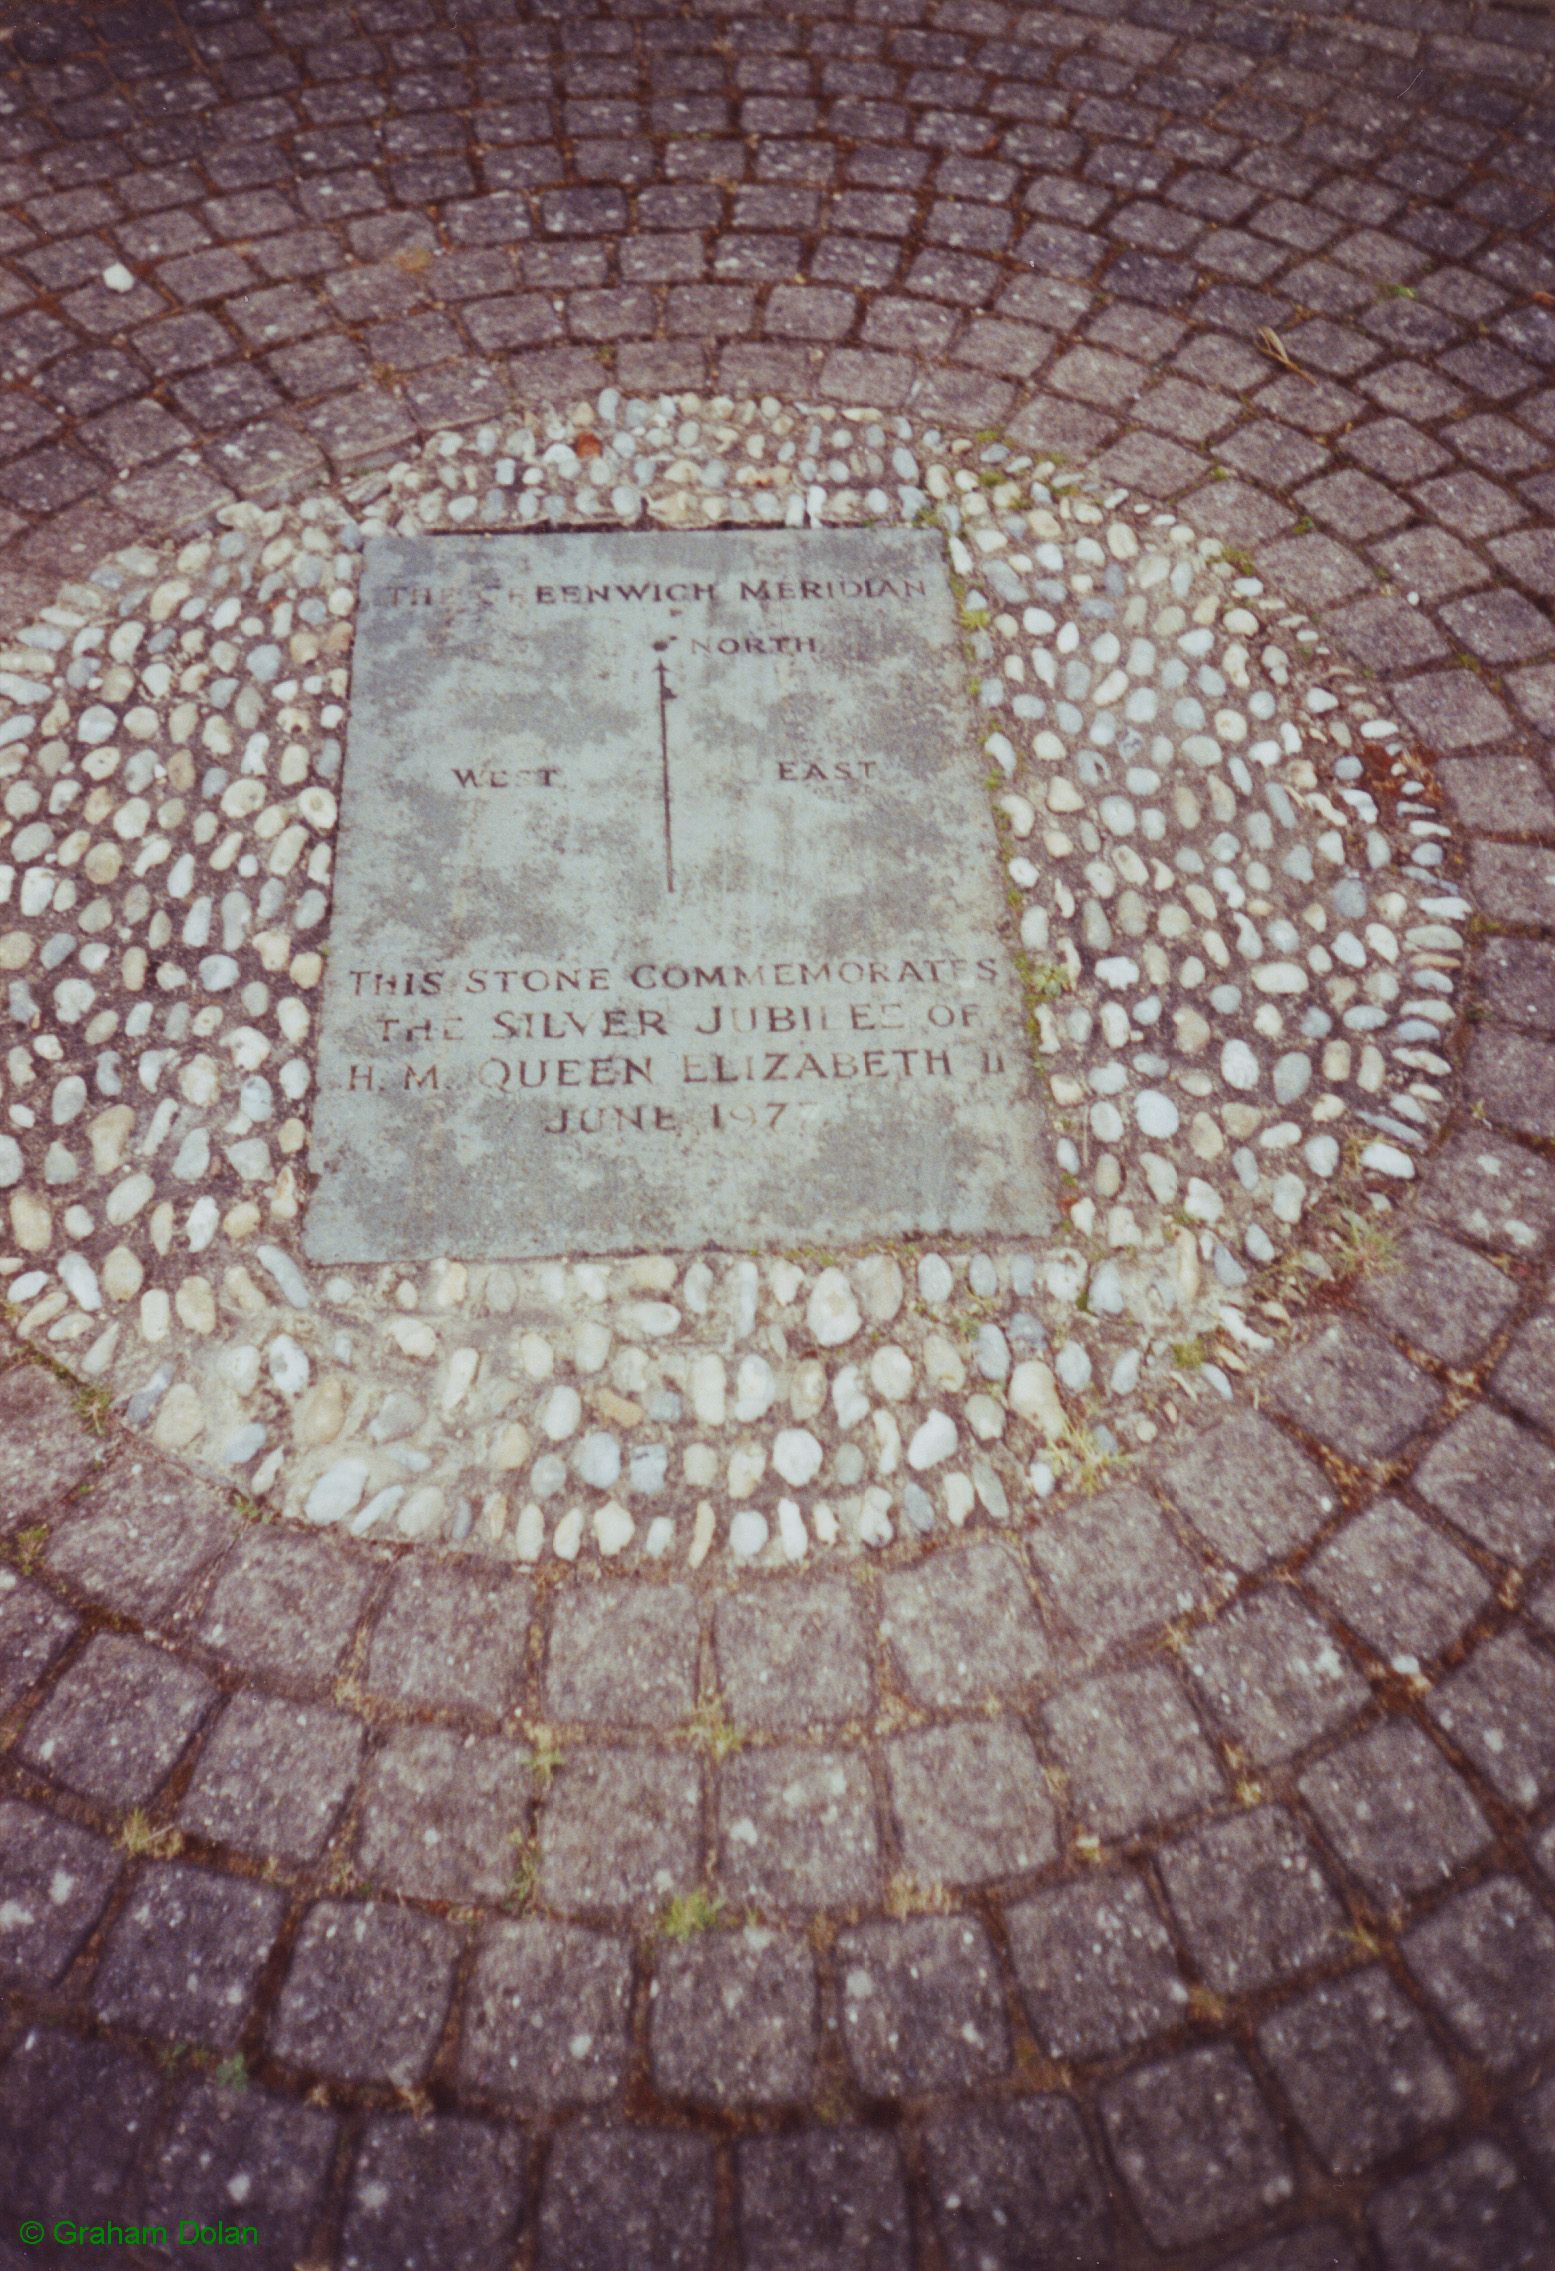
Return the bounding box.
[655,651,677,894]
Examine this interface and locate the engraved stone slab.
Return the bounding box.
[304,527,1052,1261]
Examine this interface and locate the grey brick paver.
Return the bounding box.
[885,1718,1056,1887]
[838,1915,1009,2097]
[0,1803,120,1989]
[738,2131,911,2271]
[1257,1968,1461,2175]
[1006,1872,1187,2060]
[1041,1661,1226,1837]
[1100,2044,1295,2251]
[18,1632,216,1808]
[651,1931,816,2109]
[922,2100,1113,2271]
[177,1691,363,1865]
[339,2116,529,2271]
[1157,1807,1349,1997]
[457,1920,632,2111]
[0,1365,102,1526]
[90,1864,284,2051]
[537,2128,716,2271]
[270,1900,461,2089]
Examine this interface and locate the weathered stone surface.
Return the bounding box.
[1183,1588,1368,1765]
[365,1558,532,1721]
[838,1916,1009,2096]
[1266,1320,1440,1463]
[543,1583,699,1724]
[146,2079,337,2271]
[1158,1412,1337,1572]
[885,1718,1055,1886]
[1100,2044,1294,2250]
[269,1900,461,2087]
[537,2127,716,2271]
[1026,1483,1204,1653]
[355,1723,532,1900]
[1413,1407,1555,1568]
[922,2100,1113,2271]
[1006,1873,1186,2060]
[650,1929,816,2108]
[879,1541,1048,1705]
[177,1692,364,1864]
[712,1581,873,1730]
[1428,1631,1555,1812]
[0,1803,120,1989]
[1260,1965,1461,2177]
[0,1364,102,1531]
[0,2030,162,2238]
[90,1865,285,2050]
[738,2130,912,2271]
[1041,1661,1225,1836]
[538,1746,701,1914]
[45,1454,236,1619]
[1356,1226,1521,1366]
[306,529,1051,1260]
[457,1920,632,2110]
[1157,1808,1347,1996]
[1369,2138,1553,2271]
[716,1746,880,1910]
[0,1569,78,1712]
[1307,1497,1492,1665]
[18,1633,216,1808]
[196,1529,379,1688]
[340,2114,529,2271]
[1299,1720,1493,1906]
[1403,1877,1555,2074]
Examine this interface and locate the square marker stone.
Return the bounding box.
[306,528,1051,1259]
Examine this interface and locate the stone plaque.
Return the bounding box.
[304,527,1052,1261]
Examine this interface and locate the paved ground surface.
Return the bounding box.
[2,0,1555,2265]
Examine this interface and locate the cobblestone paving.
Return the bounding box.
[1,0,1554,2264]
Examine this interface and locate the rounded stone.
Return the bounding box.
[574,1430,622,1488]
[917,1253,954,1304]
[594,1500,635,1556]
[1135,1090,1179,1138]
[541,1384,583,1440]
[772,1427,823,1487]
[907,1410,957,1470]
[729,1509,769,1559]
[807,1267,861,1347]
[305,1457,369,1526]
[1055,1341,1094,1393]
[1220,1039,1259,1090]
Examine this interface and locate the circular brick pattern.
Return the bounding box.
[1,3,1554,2265]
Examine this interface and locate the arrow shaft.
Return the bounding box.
[657,664,675,894]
